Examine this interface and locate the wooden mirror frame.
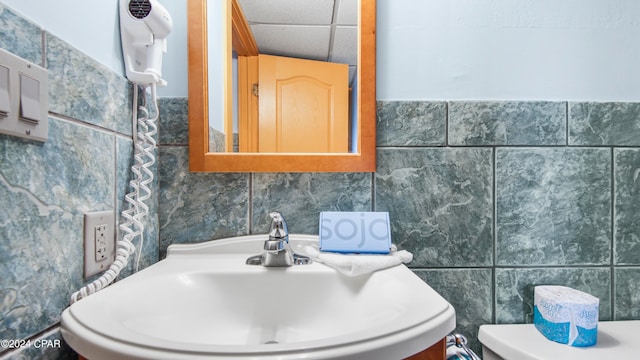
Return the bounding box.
[187,0,376,172]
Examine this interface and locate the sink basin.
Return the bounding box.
[61,234,455,360]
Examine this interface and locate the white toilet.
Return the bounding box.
[478,320,640,360]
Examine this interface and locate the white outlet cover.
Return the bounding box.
[84,210,115,278]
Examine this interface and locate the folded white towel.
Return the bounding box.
[302,244,413,277]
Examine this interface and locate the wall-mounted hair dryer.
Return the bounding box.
[119,0,173,86]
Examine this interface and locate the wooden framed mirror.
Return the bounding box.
[187,0,376,172]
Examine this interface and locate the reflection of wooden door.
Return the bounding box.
[258,54,349,153]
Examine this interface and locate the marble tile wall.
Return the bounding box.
[159,98,640,355]
[0,3,158,358]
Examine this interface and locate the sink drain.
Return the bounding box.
[264,340,279,344]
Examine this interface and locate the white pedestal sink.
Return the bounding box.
[61,234,455,360]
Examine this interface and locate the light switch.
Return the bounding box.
[19,74,42,123]
[0,65,9,117]
[0,47,48,142]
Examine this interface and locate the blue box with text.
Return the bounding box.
[319,212,391,254]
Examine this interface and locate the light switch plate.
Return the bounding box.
[0,65,9,116]
[0,47,48,142]
[84,211,115,278]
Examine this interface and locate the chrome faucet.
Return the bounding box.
[246,212,312,267]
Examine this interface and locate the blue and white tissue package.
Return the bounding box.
[533,285,599,347]
[319,212,391,254]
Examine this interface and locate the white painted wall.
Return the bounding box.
[376,0,640,101]
[3,0,123,72]
[1,0,187,97]
[4,0,640,100]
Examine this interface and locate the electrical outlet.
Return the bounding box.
[95,224,108,261]
[84,211,115,278]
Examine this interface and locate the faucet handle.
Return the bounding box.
[264,239,286,251]
[268,211,288,241]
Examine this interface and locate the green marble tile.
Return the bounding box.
[376,101,446,146]
[158,97,188,145]
[614,268,640,320]
[414,268,492,355]
[46,33,132,135]
[449,101,566,146]
[251,172,372,234]
[0,4,42,65]
[495,268,611,324]
[1,118,115,340]
[158,146,249,257]
[496,148,611,265]
[569,102,640,146]
[376,148,493,267]
[614,149,640,265]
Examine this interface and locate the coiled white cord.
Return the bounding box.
[70,84,158,304]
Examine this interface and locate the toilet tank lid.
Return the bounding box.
[478,321,640,360]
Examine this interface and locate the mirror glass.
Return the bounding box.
[210,0,358,154]
[187,0,376,172]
